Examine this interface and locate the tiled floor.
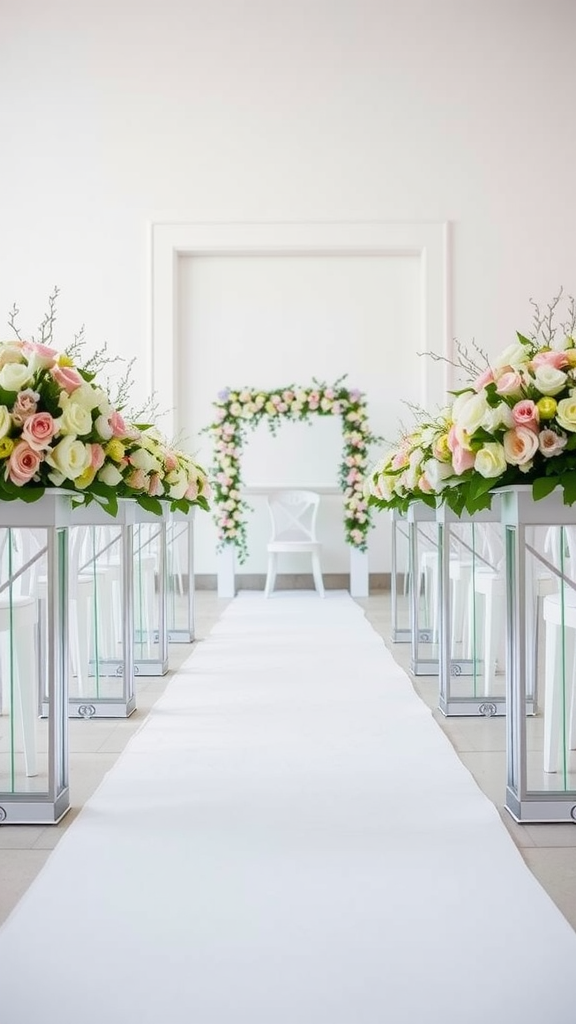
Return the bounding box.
[0,590,575,934]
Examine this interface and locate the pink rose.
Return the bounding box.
[125,468,146,490]
[88,443,106,470]
[147,472,164,496]
[11,388,40,426]
[109,410,128,438]
[473,367,495,391]
[21,412,59,451]
[502,426,540,466]
[452,444,476,474]
[531,350,569,370]
[52,365,83,394]
[538,429,568,457]
[496,371,523,397]
[22,340,58,369]
[418,474,433,493]
[6,440,43,485]
[391,450,409,469]
[184,480,199,500]
[512,399,539,431]
[164,452,178,472]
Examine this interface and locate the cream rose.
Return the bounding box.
[130,447,162,473]
[62,382,102,412]
[502,426,540,466]
[555,397,576,432]
[0,405,11,439]
[45,436,91,480]
[474,442,507,479]
[0,362,33,392]
[59,401,93,437]
[165,467,189,500]
[98,462,124,486]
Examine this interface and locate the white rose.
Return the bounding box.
[532,365,568,396]
[94,414,113,440]
[0,362,32,392]
[474,442,507,479]
[423,458,455,492]
[405,448,425,489]
[46,436,91,480]
[502,426,540,465]
[59,401,93,436]
[493,342,531,369]
[453,391,489,442]
[482,402,515,433]
[98,462,124,486]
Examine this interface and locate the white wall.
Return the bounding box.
[178,252,421,572]
[1,0,575,570]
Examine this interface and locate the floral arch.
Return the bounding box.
[206,379,379,563]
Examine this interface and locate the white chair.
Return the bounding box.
[264,490,325,598]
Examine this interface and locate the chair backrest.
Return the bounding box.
[266,490,321,544]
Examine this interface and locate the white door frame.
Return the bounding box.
[148,221,451,439]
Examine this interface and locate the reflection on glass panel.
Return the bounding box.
[166,516,194,642]
[441,519,507,714]
[0,527,48,795]
[390,512,410,642]
[526,525,576,796]
[408,507,440,676]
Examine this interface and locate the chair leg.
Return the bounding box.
[311,553,325,598]
[264,554,277,598]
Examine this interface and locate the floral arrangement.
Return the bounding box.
[0,292,210,517]
[367,292,576,516]
[205,377,379,562]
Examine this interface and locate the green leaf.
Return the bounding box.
[16,486,46,504]
[532,476,559,501]
[136,495,163,516]
[516,332,533,347]
[561,472,576,505]
[0,387,18,407]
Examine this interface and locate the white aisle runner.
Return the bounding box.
[1,592,575,1024]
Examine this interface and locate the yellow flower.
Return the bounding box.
[0,436,14,459]
[74,466,97,489]
[104,439,126,462]
[537,396,557,419]
[57,354,74,367]
[565,348,576,367]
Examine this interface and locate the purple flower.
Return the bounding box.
[217,388,231,402]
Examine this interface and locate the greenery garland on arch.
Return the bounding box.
[205,377,379,563]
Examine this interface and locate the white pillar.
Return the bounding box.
[217,545,236,598]
[349,546,369,598]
